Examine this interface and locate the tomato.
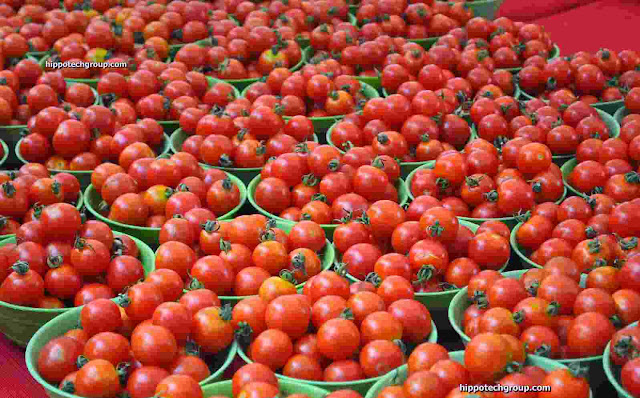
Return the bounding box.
[464,333,510,382]
[193,305,235,354]
[0,261,44,306]
[154,375,204,398]
[74,359,122,398]
[126,366,171,398]
[37,336,84,383]
[124,282,164,322]
[567,311,615,357]
[539,368,590,398]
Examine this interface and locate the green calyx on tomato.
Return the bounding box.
[219,238,231,253]
[613,335,636,359]
[472,290,489,309]
[1,182,16,198]
[219,154,234,167]
[364,271,381,288]
[187,277,205,291]
[620,237,639,251]
[333,262,348,278]
[625,171,640,184]
[11,261,30,275]
[302,174,319,187]
[76,355,89,369]
[279,269,297,285]
[413,265,435,286]
[505,361,523,374]
[235,321,253,346]
[341,141,354,151]
[311,193,327,203]
[339,308,354,320]
[59,380,75,393]
[290,252,308,276]
[47,255,64,269]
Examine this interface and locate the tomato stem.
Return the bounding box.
[333,262,348,278]
[413,265,435,285]
[218,304,233,321]
[235,321,253,347]
[505,361,522,374]
[11,261,30,275]
[291,252,307,275]
[47,255,63,269]
[279,269,297,285]
[547,301,560,316]
[472,290,488,309]
[364,272,381,288]
[1,182,16,198]
[512,310,525,324]
[76,355,89,369]
[339,308,355,320]
[311,193,327,203]
[59,381,75,393]
[614,336,635,358]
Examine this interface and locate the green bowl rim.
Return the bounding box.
[343,219,509,298]
[603,321,639,398]
[201,377,331,397]
[168,128,319,172]
[559,157,588,199]
[0,230,153,313]
[448,269,602,363]
[14,133,172,174]
[0,137,8,167]
[500,44,561,73]
[235,320,438,388]
[0,124,27,130]
[83,171,247,232]
[613,107,628,125]
[247,174,410,229]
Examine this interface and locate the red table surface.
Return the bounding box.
[3,0,640,397]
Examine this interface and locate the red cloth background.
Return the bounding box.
[2,0,640,396]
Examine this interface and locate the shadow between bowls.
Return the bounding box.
[83,171,247,249]
[235,320,437,395]
[365,350,593,398]
[15,133,171,190]
[448,269,604,390]
[175,219,336,306]
[603,321,639,398]
[25,310,236,398]
[0,231,154,347]
[246,174,409,240]
[403,160,568,229]
[168,128,319,186]
[202,378,330,398]
[0,137,8,167]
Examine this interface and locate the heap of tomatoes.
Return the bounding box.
[374,332,590,398]
[568,133,640,201]
[232,265,435,382]
[19,106,166,171]
[253,145,405,223]
[90,153,242,229]
[0,63,97,126]
[0,164,81,236]
[336,213,510,293]
[409,139,564,219]
[354,0,473,40]
[93,68,239,122]
[329,93,473,162]
[0,200,149,309]
[460,266,640,363]
[245,67,370,118]
[471,94,614,158]
[518,49,640,105]
[515,195,640,269]
[155,215,328,296]
[34,275,241,398]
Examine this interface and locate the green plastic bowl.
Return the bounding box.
[185,219,335,306]
[0,124,27,154]
[26,51,51,60]
[365,350,593,398]
[0,137,8,167]
[247,174,409,240]
[326,122,475,179]
[603,321,639,398]
[83,171,247,248]
[560,158,587,198]
[0,190,84,241]
[404,160,568,229]
[214,45,307,91]
[343,220,509,310]
[25,310,236,398]
[0,231,154,347]
[408,37,439,50]
[169,128,319,186]
[236,320,437,395]
[15,133,171,190]
[449,269,604,389]
[614,107,630,126]
[502,44,561,74]
[202,378,330,398]
[355,75,381,90]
